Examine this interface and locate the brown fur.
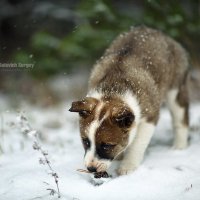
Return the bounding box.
[89,26,189,124]
[70,97,135,159]
[69,26,189,171]
[176,71,189,126]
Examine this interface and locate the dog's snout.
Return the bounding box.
[87,166,97,172]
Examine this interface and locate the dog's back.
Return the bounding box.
[88,26,189,123]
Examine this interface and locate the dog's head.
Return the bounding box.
[69,95,137,172]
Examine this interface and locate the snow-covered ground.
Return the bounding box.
[0,96,200,200]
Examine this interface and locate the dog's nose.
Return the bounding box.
[87,166,97,172]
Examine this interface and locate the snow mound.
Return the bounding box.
[0,102,200,200]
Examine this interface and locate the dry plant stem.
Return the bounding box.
[19,113,61,198]
[33,140,61,198]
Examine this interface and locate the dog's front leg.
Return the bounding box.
[117,121,155,175]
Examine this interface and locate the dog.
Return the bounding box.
[69,26,189,175]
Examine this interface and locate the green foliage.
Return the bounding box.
[58,0,135,67]
[31,32,60,54]
[142,0,200,66]
[142,0,200,38]
[13,0,132,78]
[12,0,200,78]
[14,51,33,64]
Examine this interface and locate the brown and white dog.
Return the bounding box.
[69,26,189,175]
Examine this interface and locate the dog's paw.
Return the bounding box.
[173,140,188,150]
[117,168,133,176]
[117,165,137,176]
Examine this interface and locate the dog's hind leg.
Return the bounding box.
[167,80,189,149]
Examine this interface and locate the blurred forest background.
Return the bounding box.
[0,0,200,107]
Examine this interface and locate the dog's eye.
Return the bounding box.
[101,143,116,151]
[82,138,90,149]
[79,110,90,118]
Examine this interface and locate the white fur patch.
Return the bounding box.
[84,94,104,167]
[123,91,141,124]
[118,121,155,175]
[167,90,183,125]
[122,91,141,145]
[87,90,102,99]
[84,120,99,167]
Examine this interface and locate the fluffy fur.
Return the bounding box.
[69,26,189,175]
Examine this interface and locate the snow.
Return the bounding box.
[0,96,200,200]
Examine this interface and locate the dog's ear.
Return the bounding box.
[113,109,135,128]
[69,97,98,117]
[69,100,85,113]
